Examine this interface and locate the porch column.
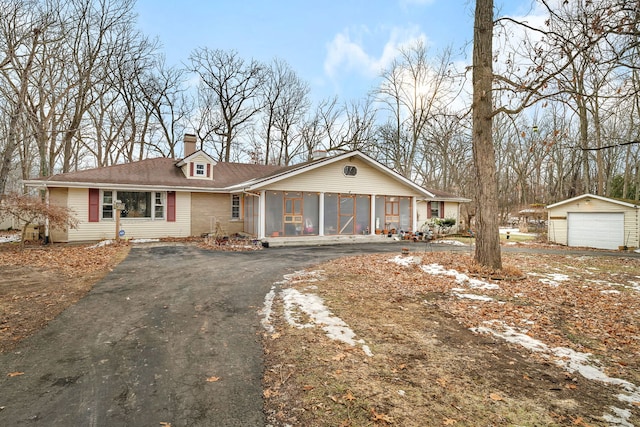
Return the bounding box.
[258,190,266,239]
[318,192,325,236]
[412,197,418,233]
[370,195,376,235]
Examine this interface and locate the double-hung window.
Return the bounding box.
[154,192,164,219]
[102,191,113,219]
[231,194,241,219]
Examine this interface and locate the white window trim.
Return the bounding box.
[231,194,241,220]
[100,190,167,221]
[194,162,206,176]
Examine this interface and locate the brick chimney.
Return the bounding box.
[183,133,197,157]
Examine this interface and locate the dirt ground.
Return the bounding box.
[262,251,640,426]
[0,239,130,353]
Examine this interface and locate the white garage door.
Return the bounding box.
[567,212,624,250]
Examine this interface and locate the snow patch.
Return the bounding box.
[530,272,570,287]
[389,255,421,267]
[437,239,466,246]
[0,234,20,244]
[261,270,372,356]
[420,263,500,290]
[472,320,640,419]
[260,285,277,334]
[603,407,634,427]
[453,293,495,302]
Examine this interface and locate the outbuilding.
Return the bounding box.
[546,193,639,250]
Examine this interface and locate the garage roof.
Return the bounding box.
[546,193,639,209]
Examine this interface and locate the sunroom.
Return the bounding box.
[243,191,415,239]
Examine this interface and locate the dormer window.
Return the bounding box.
[188,161,211,178]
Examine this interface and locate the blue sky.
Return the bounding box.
[134,0,535,104]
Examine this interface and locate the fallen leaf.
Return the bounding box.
[332,353,346,361]
[206,376,220,382]
[565,383,577,389]
[159,423,172,427]
[436,377,448,388]
[343,390,356,401]
[489,392,504,401]
[7,372,24,377]
[271,332,281,340]
[443,419,457,425]
[303,385,315,391]
[371,408,393,423]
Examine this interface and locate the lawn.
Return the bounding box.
[262,250,640,426]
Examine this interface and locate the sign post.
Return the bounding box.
[114,200,125,241]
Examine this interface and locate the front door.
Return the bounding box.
[339,195,356,235]
[283,193,303,236]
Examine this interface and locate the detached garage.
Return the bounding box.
[547,194,639,250]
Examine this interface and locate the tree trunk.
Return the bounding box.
[472,0,502,269]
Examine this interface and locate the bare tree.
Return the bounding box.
[0,192,78,247]
[375,41,457,180]
[260,58,310,165]
[0,0,44,194]
[189,48,266,162]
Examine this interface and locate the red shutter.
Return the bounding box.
[189,162,194,177]
[167,191,176,222]
[426,201,432,219]
[89,188,100,222]
[206,163,211,178]
[440,201,445,218]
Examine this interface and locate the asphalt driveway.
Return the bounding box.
[0,242,404,427]
[0,241,637,426]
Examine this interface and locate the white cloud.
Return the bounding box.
[323,25,428,80]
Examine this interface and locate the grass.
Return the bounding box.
[263,252,639,426]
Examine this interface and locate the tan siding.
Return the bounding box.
[49,188,69,242]
[415,201,462,233]
[547,219,568,245]
[265,158,419,196]
[191,193,242,236]
[65,189,191,242]
[547,198,639,247]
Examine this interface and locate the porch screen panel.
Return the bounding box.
[356,195,371,234]
[284,192,303,236]
[244,195,258,236]
[399,197,412,231]
[374,196,385,232]
[324,193,338,235]
[303,193,319,235]
[265,191,283,237]
[339,195,355,235]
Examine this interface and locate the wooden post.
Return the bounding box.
[114,200,124,241]
[115,206,121,241]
